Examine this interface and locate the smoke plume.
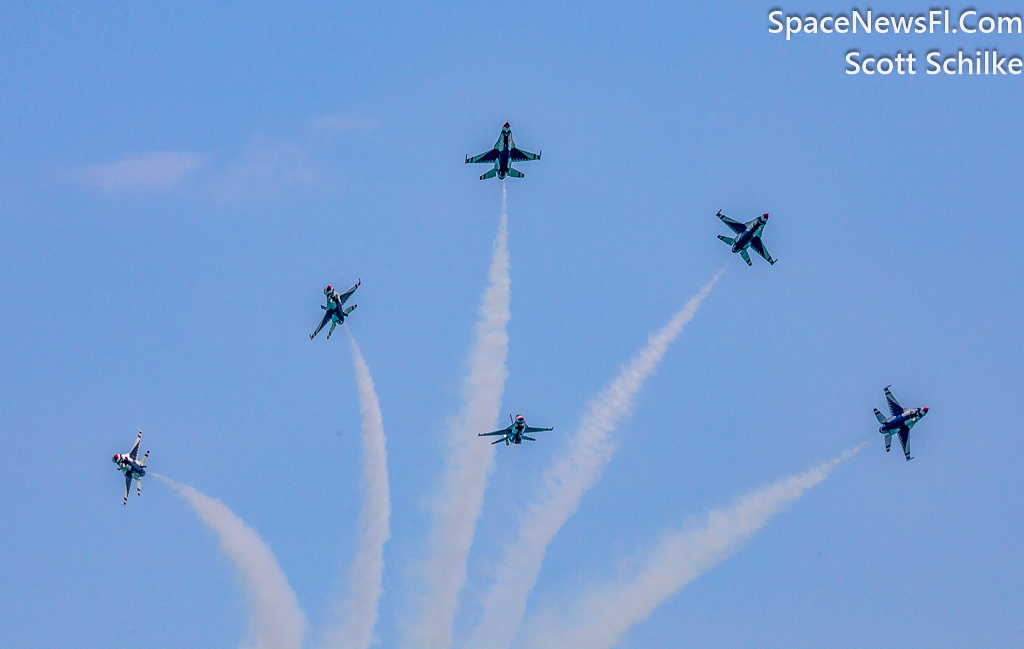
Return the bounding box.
[524,445,866,649]
[410,183,511,649]
[156,475,306,649]
[321,331,391,649]
[467,264,728,649]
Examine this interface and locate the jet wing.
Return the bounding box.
[524,426,553,433]
[466,149,500,164]
[129,430,142,460]
[478,427,512,437]
[717,212,746,235]
[337,280,360,306]
[123,473,132,505]
[884,386,903,417]
[509,148,540,162]
[748,237,776,265]
[897,426,912,460]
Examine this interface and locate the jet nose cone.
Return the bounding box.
[763,213,769,218]
[922,407,929,414]
[503,122,510,128]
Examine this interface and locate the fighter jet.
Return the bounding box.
[112,430,149,506]
[310,280,360,340]
[717,210,777,266]
[465,122,541,180]
[874,385,929,461]
[479,413,553,446]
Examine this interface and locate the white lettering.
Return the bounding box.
[787,15,802,40]
[999,16,1022,33]
[993,49,1007,74]
[853,9,872,33]
[960,10,976,33]
[846,51,861,74]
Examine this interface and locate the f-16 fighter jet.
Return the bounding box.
[874,385,929,461]
[479,413,553,446]
[112,430,149,506]
[465,122,541,180]
[717,210,777,266]
[310,280,360,340]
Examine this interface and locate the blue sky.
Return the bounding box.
[1,1,1022,648]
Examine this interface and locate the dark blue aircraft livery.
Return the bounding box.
[466,122,541,180]
[874,385,929,461]
[112,430,149,506]
[717,210,777,266]
[310,280,360,341]
[479,413,553,446]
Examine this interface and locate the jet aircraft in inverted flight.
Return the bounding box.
[874,385,929,461]
[112,430,149,506]
[479,413,553,446]
[311,280,360,340]
[465,122,541,180]
[717,210,777,266]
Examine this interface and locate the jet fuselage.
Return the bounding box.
[495,127,513,179]
[112,454,146,479]
[731,215,768,254]
[508,414,527,444]
[879,407,928,434]
[324,305,348,325]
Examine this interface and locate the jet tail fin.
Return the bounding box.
[717,235,735,246]
[506,167,524,178]
[480,168,498,180]
[522,436,536,441]
[140,450,149,467]
[884,433,892,452]
[343,304,357,316]
[874,408,887,424]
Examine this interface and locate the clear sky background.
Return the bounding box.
[1,1,1022,648]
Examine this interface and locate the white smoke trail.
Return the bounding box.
[466,264,728,649]
[156,475,306,649]
[321,331,391,649]
[410,183,511,649]
[523,444,866,649]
